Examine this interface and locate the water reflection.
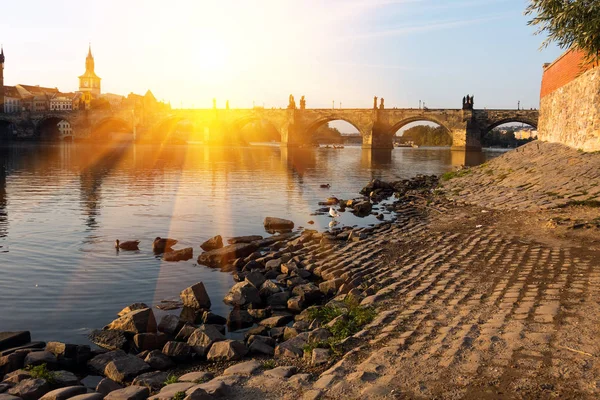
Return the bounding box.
[0,143,502,344]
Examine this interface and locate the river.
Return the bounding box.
[0,143,503,344]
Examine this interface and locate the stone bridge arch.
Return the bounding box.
[35,114,74,141]
[484,117,538,134]
[90,117,133,141]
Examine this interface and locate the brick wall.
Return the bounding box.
[540,49,594,98]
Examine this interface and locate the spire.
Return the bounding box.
[87,43,92,58]
[0,45,5,63]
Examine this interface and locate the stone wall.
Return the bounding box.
[539,64,600,151]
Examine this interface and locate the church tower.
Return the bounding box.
[78,45,101,109]
[0,47,5,114]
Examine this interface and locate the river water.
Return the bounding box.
[0,143,502,344]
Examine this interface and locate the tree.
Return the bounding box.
[526,0,600,64]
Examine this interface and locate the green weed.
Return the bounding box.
[26,364,56,384]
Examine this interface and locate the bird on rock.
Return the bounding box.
[115,240,140,251]
[329,207,340,218]
[153,237,178,252]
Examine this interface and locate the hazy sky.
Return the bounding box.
[0,0,561,110]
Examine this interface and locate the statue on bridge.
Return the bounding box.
[300,96,306,110]
[379,98,385,110]
[462,95,474,110]
[288,94,296,110]
[373,96,378,109]
[226,100,230,110]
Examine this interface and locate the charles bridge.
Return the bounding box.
[0,97,539,151]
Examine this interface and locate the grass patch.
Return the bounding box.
[262,360,276,370]
[26,364,56,384]
[441,169,471,181]
[164,374,179,386]
[172,392,186,400]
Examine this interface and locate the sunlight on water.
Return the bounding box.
[0,143,501,343]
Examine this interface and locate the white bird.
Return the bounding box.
[329,207,339,218]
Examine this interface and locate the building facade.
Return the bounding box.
[50,92,82,111]
[3,86,21,113]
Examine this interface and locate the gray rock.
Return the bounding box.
[0,393,21,400]
[39,386,87,400]
[87,350,129,375]
[104,386,149,400]
[144,350,174,371]
[267,292,290,308]
[88,330,128,351]
[0,332,31,352]
[8,378,50,400]
[200,235,223,251]
[311,348,330,366]
[133,333,168,353]
[161,342,191,362]
[248,340,274,356]
[0,352,26,376]
[222,360,262,376]
[259,314,293,328]
[157,315,182,336]
[105,308,157,334]
[319,278,345,296]
[292,283,322,304]
[44,342,77,359]
[2,369,31,384]
[179,283,211,309]
[148,383,195,400]
[95,378,123,396]
[187,326,224,357]
[80,375,103,390]
[23,351,57,368]
[308,328,332,343]
[132,371,169,391]
[104,356,150,383]
[275,333,310,359]
[197,243,258,268]
[206,340,247,362]
[174,324,196,342]
[244,271,266,289]
[191,380,227,397]
[201,312,226,325]
[162,247,193,262]
[68,394,104,400]
[264,217,294,230]
[287,296,305,312]
[223,282,262,307]
[264,366,297,379]
[117,304,149,317]
[52,370,79,386]
[227,235,262,244]
[177,371,213,383]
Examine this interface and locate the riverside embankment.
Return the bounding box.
[2,141,600,400]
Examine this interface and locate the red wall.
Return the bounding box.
[540,49,594,98]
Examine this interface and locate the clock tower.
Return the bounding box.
[78,45,101,108]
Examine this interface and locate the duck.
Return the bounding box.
[115,239,140,251]
[153,237,178,252]
[320,184,331,188]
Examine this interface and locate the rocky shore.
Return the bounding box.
[0,174,438,400]
[3,140,600,399]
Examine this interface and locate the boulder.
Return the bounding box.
[174,324,196,342]
[206,340,248,362]
[39,386,87,400]
[80,375,103,390]
[246,308,269,320]
[117,304,149,317]
[162,342,192,362]
[95,378,123,396]
[68,394,104,400]
[197,243,258,268]
[52,370,79,387]
[0,352,26,376]
[201,312,226,325]
[190,380,227,397]
[223,282,262,307]
[179,308,202,325]
[227,310,254,331]
[23,351,57,368]
[200,235,223,251]
[264,258,283,270]
[274,332,310,359]
[0,394,21,400]
[259,280,281,297]
[104,308,157,334]
[44,342,77,359]
[259,314,293,328]
[187,326,225,357]
[319,278,345,296]
[179,283,211,309]
[178,371,213,383]
[132,371,169,391]
[244,271,266,289]
[3,369,32,384]
[263,217,294,231]
[162,247,193,262]
[248,340,274,356]
[144,350,174,371]
[267,292,290,308]
[287,296,304,312]
[88,330,128,351]
[264,366,297,379]
[292,283,322,304]
[157,315,183,336]
[353,201,372,216]
[104,386,149,400]
[0,332,31,352]
[133,333,168,352]
[222,360,262,376]
[147,383,195,400]
[103,356,150,383]
[308,328,332,343]
[7,379,50,400]
[311,348,330,366]
[227,235,262,244]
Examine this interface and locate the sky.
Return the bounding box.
[0,0,562,110]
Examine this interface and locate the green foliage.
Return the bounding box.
[526,0,600,65]
[399,125,452,147]
[262,360,276,369]
[164,374,179,386]
[172,391,186,400]
[441,169,471,181]
[26,363,56,384]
